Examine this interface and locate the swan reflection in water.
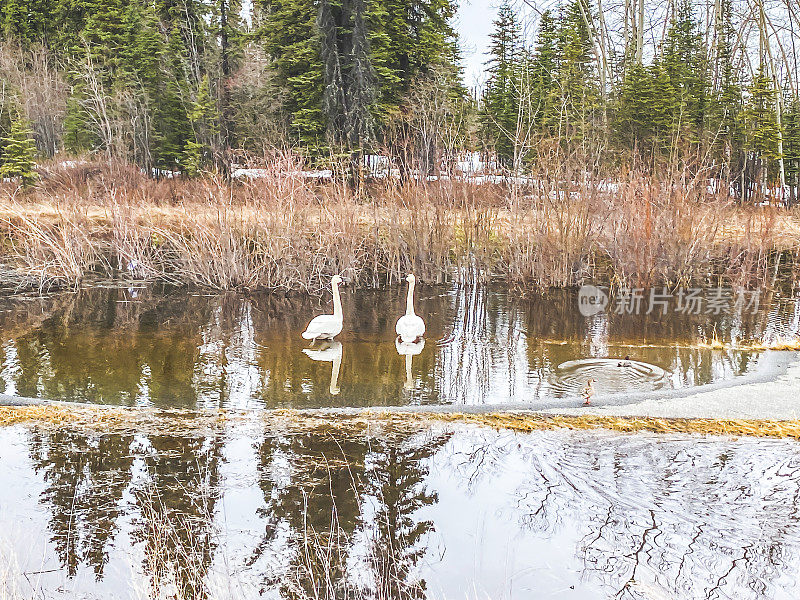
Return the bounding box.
[396,337,425,390]
[303,341,343,395]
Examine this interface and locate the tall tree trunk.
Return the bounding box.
[219,0,232,175]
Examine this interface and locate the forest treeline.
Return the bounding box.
[0,0,799,201]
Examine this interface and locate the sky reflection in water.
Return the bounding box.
[1,423,799,599]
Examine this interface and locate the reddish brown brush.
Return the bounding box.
[0,156,795,293]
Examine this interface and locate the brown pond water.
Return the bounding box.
[1,422,800,599]
[0,283,798,408]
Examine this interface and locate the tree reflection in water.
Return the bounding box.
[26,427,224,598]
[28,430,134,577]
[132,433,224,600]
[7,422,800,599]
[250,427,449,599]
[360,432,450,599]
[447,429,800,599]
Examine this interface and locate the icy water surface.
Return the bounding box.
[0,283,799,407]
[1,422,799,599]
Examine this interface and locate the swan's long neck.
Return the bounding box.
[405,279,416,316]
[404,354,413,390]
[332,281,342,319]
[330,355,341,394]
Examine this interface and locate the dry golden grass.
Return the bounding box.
[428,412,800,439]
[272,410,800,440]
[0,404,228,434]
[695,338,800,351]
[1,158,798,292]
[3,404,800,440]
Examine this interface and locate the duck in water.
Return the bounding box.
[617,355,631,367]
[582,378,596,405]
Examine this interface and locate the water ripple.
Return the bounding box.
[551,358,669,396]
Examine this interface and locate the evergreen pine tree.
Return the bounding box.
[1,114,38,186]
[62,0,129,155]
[157,24,194,169]
[364,0,400,125]
[615,63,652,151]
[739,64,782,194]
[784,98,800,205]
[556,0,600,145]
[2,0,32,41]
[258,0,326,151]
[661,0,707,144]
[1,0,57,43]
[120,9,194,171]
[740,65,781,161]
[184,74,219,175]
[317,0,346,147]
[613,60,672,161]
[708,0,742,178]
[81,0,127,84]
[530,10,557,132]
[481,0,521,167]
[346,0,378,151]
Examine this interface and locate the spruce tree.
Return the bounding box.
[121,11,195,171]
[317,0,346,147]
[556,0,600,145]
[258,0,326,151]
[481,0,521,167]
[1,0,57,43]
[2,0,32,41]
[1,114,38,186]
[81,0,128,84]
[615,63,652,152]
[784,99,800,205]
[648,61,675,153]
[708,0,742,179]
[661,0,707,144]
[184,74,219,175]
[740,66,781,161]
[739,64,781,194]
[157,24,194,170]
[346,0,378,152]
[531,10,557,132]
[364,0,399,125]
[614,60,673,161]
[62,0,129,156]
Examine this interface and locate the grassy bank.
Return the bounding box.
[3,404,800,440]
[1,159,799,292]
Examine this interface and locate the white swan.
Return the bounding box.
[396,337,425,390]
[395,274,425,343]
[302,275,344,341]
[303,341,343,395]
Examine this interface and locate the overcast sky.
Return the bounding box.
[455,0,499,90]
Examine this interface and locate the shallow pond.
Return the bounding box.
[1,422,799,599]
[3,283,800,599]
[0,283,798,408]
